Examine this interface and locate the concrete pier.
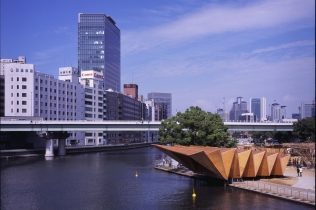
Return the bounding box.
[45,139,54,157]
[58,139,66,156]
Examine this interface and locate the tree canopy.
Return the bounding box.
[293,118,315,142]
[158,106,237,147]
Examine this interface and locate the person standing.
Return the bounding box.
[296,167,300,177]
[299,167,303,177]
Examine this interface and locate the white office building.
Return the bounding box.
[4,63,86,146]
[79,70,105,146]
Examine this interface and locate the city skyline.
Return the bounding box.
[1,0,315,116]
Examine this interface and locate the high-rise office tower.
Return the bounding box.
[299,100,315,119]
[148,92,172,119]
[271,103,286,121]
[250,97,266,122]
[229,97,248,121]
[78,13,121,92]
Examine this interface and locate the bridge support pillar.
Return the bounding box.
[58,139,66,156]
[45,139,54,157]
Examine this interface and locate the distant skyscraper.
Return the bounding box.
[148,92,172,119]
[271,103,286,122]
[78,13,120,92]
[299,100,315,119]
[250,97,266,122]
[229,97,248,121]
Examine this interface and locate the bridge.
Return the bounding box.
[0,119,294,157]
[0,120,294,132]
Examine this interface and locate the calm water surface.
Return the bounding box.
[1,147,313,210]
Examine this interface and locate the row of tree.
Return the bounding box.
[250,118,315,144]
[158,106,315,147]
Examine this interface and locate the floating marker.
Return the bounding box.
[192,188,196,197]
[135,171,138,177]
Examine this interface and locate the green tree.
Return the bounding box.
[158,106,237,147]
[272,131,293,143]
[249,131,274,144]
[293,118,315,142]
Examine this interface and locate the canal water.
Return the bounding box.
[1,146,313,210]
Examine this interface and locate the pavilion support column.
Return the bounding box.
[58,139,66,156]
[45,139,54,157]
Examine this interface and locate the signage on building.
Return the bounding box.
[81,70,104,80]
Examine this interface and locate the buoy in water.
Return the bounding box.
[135,171,138,177]
[192,188,196,197]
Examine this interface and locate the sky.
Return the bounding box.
[1,0,315,117]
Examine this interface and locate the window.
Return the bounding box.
[40,94,43,98]
[17,85,19,89]
[25,69,28,72]
[35,78,38,82]
[45,103,47,106]
[11,77,13,81]
[45,88,47,92]
[35,86,38,90]
[11,93,13,97]
[22,85,27,89]
[11,109,13,113]
[22,77,27,82]
[35,109,38,113]
[21,69,24,72]
[11,101,13,105]
[11,85,13,89]
[30,69,33,73]
[17,93,19,97]
[22,109,27,113]
[17,109,19,113]
[22,93,27,97]
[17,101,19,105]
[35,101,38,105]
[22,101,27,105]
[17,77,19,81]
[35,94,38,98]
[45,80,47,84]
[16,68,19,72]
[40,79,43,83]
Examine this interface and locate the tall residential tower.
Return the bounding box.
[78,13,121,92]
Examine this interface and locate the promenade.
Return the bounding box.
[155,164,315,206]
[231,166,315,206]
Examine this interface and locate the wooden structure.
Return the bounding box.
[153,144,290,180]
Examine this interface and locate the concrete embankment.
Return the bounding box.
[0,142,160,158]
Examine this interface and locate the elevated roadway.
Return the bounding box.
[0,120,293,132]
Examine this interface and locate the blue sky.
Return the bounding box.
[1,0,315,117]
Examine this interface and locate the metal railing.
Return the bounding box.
[232,180,315,204]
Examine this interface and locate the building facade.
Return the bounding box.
[271,103,286,122]
[3,62,86,147]
[78,13,121,92]
[299,100,315,119]
[147,92,172,119]
[229,97,248,121]
[250,97,266,122]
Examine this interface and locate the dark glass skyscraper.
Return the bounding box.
[78,13,120,92]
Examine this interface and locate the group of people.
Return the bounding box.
[296,166,303,177]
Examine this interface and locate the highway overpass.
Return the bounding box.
[0,120,294,132]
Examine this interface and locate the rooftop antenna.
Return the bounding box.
[132,72,133,84]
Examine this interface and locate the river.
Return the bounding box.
[1,146,313,210]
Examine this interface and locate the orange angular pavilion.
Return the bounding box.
[153,144,290,180]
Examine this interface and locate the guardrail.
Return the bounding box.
[231,180,315,204]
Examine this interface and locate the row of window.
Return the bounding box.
[11,85,27,89]
[11,101,27,105]
[34,79,77,89]
[14,68,33,73]
[11,77,27,82]
[10,93,27,97]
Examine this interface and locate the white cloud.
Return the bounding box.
[283,95,297,102]
[193,99,214,110]
[122,0,315,55]
[251,40,315,54]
